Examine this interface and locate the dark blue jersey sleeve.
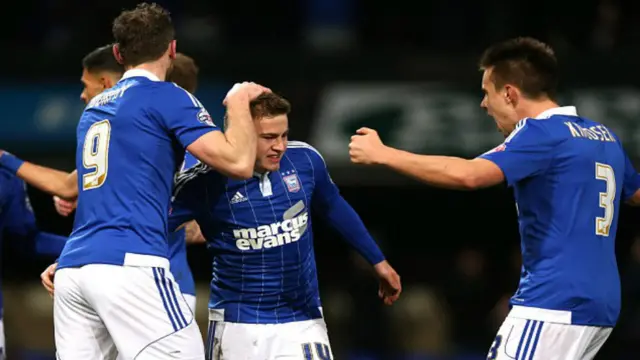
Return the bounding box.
[4,178,37,239]
[4,177,67,256]
[307,146,385,265]
[169,172,208,232]
[622,151,640,201]
[153,84,221,149]
[479,119,555,186]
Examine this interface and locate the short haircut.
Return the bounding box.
[82,45,124,75]
[167,53,199,94]
[112,3,175,67]
[479,37,558,100]
[250,93,291,119]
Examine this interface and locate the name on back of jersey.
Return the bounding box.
[564,122,615,142]
[87,83,133,109]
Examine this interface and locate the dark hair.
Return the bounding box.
[112,3,175,67]
[167,53,199,94]
[82,45,124,74]
[479,37,558,99]
[250,93,291,119]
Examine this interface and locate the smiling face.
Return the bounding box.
[254,114,289,173]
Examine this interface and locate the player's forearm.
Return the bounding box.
[320,195,385,265]
[221,99,257,176]
[378,147,481,190]
[17,163,78,199]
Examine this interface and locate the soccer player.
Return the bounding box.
[0,170,68,358]
[349,37,640,360]
[1,3,266,359]
[27,46,206,312]
[169,92,402,360]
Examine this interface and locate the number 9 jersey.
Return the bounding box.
[58,69,219,270]
[480,106,640,327]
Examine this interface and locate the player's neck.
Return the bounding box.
[125,62,168,81]
[518,99,559,120]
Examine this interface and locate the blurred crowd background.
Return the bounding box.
[2,0,640,359]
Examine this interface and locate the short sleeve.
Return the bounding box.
[479,119,555,186]
[154,84,221,149]
[621,150,640,201]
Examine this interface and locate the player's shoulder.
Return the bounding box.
[504,117,561,145]
[286,141,326,164]
[155,82,201,104]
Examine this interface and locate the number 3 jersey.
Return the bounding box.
[58,69,218,270]
[480,106,640,327]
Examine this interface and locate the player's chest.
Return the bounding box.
[212,169,314,222]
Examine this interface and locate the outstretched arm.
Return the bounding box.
[348,128,504,190]
[0,151,78,199]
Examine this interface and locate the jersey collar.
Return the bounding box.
[534,106,578,119]
[120,69,161,82]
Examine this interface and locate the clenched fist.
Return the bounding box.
[349,127,389,165]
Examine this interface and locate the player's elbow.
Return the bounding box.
[226,162,254,180]
[455,172,482,190]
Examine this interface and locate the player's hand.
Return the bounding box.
[184,220,206,244]
[41,262,57,298]
[0,150,4,158]
[373,260,401,305]
[54,196,77,217]
[349,128,389,165]
[223,82,271,105]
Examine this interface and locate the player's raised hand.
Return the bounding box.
[223,82,271,105]
[53,196,77,217]
[41,262,57,298]
[373,260,401,305]
[349,127,389,165]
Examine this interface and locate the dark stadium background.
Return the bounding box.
[2,0,640,359]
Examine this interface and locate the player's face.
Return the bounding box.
[254,114,289,173]
[80,69,118,104]
[480,68,519,137]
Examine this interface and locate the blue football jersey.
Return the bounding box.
[170,141,339,324]
[58,69,219,269]
[0,169,68,312]
[167,152,203,297]
[480,106,640,327]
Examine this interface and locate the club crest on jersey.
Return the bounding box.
[197,108,215,127]
[283,174,300,193]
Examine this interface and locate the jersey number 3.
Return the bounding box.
[82,120,111,191]
[595,162,615,236]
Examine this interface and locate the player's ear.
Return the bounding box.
[504,85,518,106]
[169,40,177,60]
[112,44,124,65]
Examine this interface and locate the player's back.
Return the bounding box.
[59,70,193,269]
[495,107,634,327]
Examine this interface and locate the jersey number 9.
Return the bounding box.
[82,120,111,191]
[595,162,615,236]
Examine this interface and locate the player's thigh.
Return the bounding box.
[183,294,197,314]
[488,317,612,360]
[54,267,117,360]
[206,321,258,360]
[272,319,333,360]
[84,265,204,360]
